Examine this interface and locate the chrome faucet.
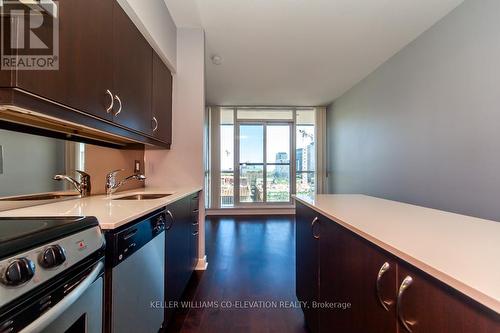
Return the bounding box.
[105,169,146,195]
[53,170,91,197]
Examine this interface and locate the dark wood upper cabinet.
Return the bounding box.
[0,15,17,87]
[0,0,172,148]
[151,52,172,143]
[112,2,152,134]
[15,0,114,121]
[295,202,320,333]
[319,221,397,333]
[397,264,500,333]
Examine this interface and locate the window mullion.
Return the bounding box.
[292,109,297,200]
[263,122,267,203]
[234,108,240,206]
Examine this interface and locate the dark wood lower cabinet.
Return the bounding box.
[396,264,500,333]
[164,192,200,327]
[190,194,200,269]
[295,202,320,332]
[319,220,397,333]
[295,202,500,333]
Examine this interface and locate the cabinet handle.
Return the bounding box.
[152,116,158,132]
[192,230,199,236]
[397,276,416,332]
[165,210,174,230]
[311,217,320,239]
[114,95,122,116]
[105,90,114,113]
[376,262,393,311]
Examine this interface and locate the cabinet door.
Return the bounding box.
[319,221,397,333]
[397,264,500,333]
[0,15,15,87]
[164,199,186,325]
[112,2,152,134]
[189,193,200,270]
[295,202,321,332]
[179,196,193,290]
[15,0,113,120]
[151,52,172,143]
[164,197,193,326]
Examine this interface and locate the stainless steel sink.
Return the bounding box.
[0,192,80,201]
[112,193,171,200]
[0,192,81,212]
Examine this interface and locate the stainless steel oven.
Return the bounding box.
[21,259,104,333]
[0,217,105,333]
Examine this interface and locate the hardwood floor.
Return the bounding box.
[168,215,308,333]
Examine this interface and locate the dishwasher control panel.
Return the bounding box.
[105,209,166,268]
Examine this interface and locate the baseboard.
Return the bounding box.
[195,255,208,270]
[206,207,295,216]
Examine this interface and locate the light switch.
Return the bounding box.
[134,160,141,173]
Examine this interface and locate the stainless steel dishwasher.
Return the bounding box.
[104,209,166,333]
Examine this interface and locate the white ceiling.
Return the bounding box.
[166,0,464,106]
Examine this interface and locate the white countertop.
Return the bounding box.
[0,186,202,229]
[293,194,500,314]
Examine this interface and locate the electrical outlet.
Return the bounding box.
[134,160,141,173]
[0,145,3,174]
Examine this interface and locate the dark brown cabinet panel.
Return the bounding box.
[112,2,152,134]
[164,194,197,326]
[151,52,172,143]
[0,0,173,148]
[189,193,200,270]
[295,202,321,332]
[0,1,173,148]
[15,0,114,120]
[295,202,500,333]
[319,221,397,333]
[0,16,15,87]
[397,264,500,333]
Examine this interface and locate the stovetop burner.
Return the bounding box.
[0,217,98,260]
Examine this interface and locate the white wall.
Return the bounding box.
[145,28,206,267]
[327,0,500,221]
[117,0,177,71]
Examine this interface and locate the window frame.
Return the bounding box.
[234,120,294,206]
[213,107,317,208]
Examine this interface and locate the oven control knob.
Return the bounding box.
[40,245,66,269]
[2,258,35,286]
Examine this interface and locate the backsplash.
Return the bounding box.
[0,128,145,200]
[85,144,145,195]
[0,129,66,197]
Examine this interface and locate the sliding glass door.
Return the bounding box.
[235,121,292,205]
[238,124,264,203]
[266,124,291,202]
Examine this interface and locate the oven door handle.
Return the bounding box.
[20,261,104,333]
